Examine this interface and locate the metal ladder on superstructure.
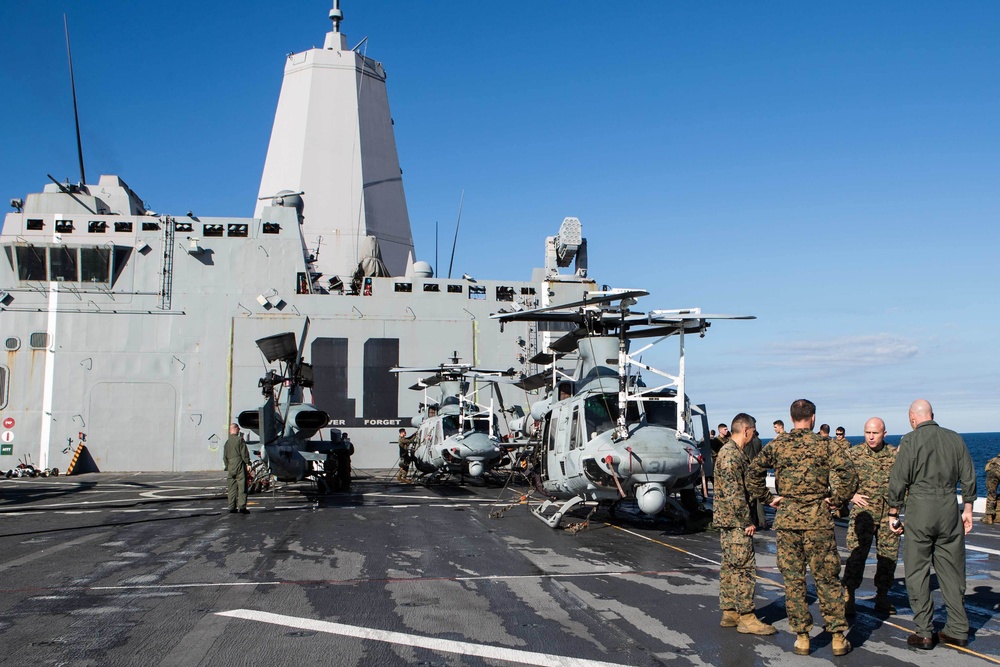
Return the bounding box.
[159,217,175,310]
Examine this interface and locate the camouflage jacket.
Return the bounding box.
[713,441,752,528]
[987,455,1000,475]
[748,428,857,530]
[847,441,896,518]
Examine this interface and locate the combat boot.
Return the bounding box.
[793,633,810,655]
[831,632,852,656]
[874,590,896,615]
[844,588,856,617]
[981,514,994,525]
[737,613,777,635]
[719,610,739,628]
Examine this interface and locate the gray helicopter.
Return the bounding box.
[237,318,348,491]
[494,289,753,528]
[391,354,516,482]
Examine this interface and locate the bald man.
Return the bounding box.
[888,400,976,649]
[843,418,899,617]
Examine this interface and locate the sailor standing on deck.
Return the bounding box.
[715,413,777,636]
[982,453,1000,524]
[224,423,251,514]
[887,399,976,649]
[843,417,899,617]
[748,399,857,657]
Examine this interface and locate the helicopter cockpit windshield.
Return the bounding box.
[584,393,640,437]
[442,415,460,436]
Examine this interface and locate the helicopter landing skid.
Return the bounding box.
[531,496,599,529]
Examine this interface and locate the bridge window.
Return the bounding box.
[394,282,412,293]
[468,285,486,300]
[80,247,112,283]
[87,220,107,233]
[423,283,440,292]
[227,224,249,237]
[496,286,515,302]
[55,220,74,233]
[447,284,462,294]
[203,224,224,237]
[174,221,193,233]
[26,219,44,231]
[114,221,134,233]
[15,246,47,281]
[262,222,281,234]
[141,222,160,231]
[49,246,79,282]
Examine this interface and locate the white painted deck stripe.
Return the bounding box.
[216,609,634,667]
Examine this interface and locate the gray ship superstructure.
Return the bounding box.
[0,7,595,472]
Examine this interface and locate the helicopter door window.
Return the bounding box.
[442,415,459,436]
[569,409,580,450]
[545,417,554,451]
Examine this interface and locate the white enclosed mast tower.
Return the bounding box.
[255,2,415,285]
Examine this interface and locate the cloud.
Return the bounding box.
[758,333,919,368]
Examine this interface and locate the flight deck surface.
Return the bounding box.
[0,472,996,666]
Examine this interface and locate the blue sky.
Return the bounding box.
[2,1,998,434]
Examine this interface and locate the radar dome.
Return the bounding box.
[412,261,434,278]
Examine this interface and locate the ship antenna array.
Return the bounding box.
[447,190,465,279]
[330,0,344,32]
[64,14,87,185]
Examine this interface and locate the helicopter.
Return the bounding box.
[237,318,349,492]
[391,354,517,483]
[493,289,753,528]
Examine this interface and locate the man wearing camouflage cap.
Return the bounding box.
[748,399,857,657]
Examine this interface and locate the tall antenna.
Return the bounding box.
[64,14,87,186]
[447,190,465,279]
[435,220,439,279]
[330,0,344,32]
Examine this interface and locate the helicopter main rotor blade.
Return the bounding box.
[491,288,649,322]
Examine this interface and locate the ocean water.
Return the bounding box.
[761,432,998,497]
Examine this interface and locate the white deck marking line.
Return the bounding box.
[968,544,1000,556]
[216,609,634,667]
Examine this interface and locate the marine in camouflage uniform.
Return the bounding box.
[983,454,1000,524]
[748,399,857,657]
[714,413,775,635]
[843,417,898,615]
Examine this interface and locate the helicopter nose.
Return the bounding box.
[635,483,666,515]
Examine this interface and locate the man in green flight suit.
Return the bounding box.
[843,417,899,616]
[888,399,976,649]
[223,423,251,514]
[715,413,776,636]
[748,399,857,657]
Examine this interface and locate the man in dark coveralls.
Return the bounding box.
[843,417,898,616]
[715,413,776,636]
[223,423,251,514]
[748,399,857,657]
[888,399,976,649]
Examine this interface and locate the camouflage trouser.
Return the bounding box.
[986,469,999,516]
[843,508,899,592]
[719,528,756,614]
[776,528,846,634]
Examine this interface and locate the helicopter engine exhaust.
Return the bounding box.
[635,482,666,515]
[290,408,329,438]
